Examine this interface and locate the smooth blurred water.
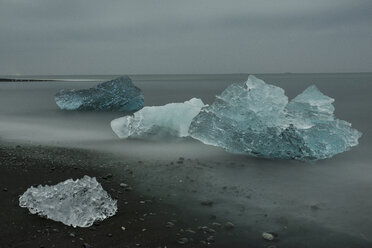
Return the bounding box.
[1,73,372,247]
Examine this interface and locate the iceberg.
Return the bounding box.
[55,76,144,112]
[189,75,362,160]
[19,176,117,227]
[111,98,205,138]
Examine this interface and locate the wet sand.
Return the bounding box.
[1,141,371,248]
[0,141,242,248]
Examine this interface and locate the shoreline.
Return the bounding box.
[1,140,371,248]
[0,141,237,248]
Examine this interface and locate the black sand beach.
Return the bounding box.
[1,142,243,248]
[1,141,371,248]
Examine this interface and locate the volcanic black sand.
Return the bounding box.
[0,142,243,248]
[2,143,372,248]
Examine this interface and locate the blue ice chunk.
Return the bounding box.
[55,76,144,112]
[111,98,205,139]
[189,75,362,160]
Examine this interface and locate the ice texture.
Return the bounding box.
[189,75,362,160]
[55,76,144,112]
[111,98,205,138]
[19,176,117,227]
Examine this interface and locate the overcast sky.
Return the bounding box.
[0,0,371,75]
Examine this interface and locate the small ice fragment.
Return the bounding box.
[19,176,117,227]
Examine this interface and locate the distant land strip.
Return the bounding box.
[0,77,59,82]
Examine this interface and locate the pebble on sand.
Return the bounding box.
[212,222,222,227]
[206,235,215,243]
[262,232,274,241]
[311,203,321,210]
[119,183,128,188]
[165,221,175,228]
[82,243,93,248]
[177,237,189,245]
[200,200,214,206]
[225,222,235,229]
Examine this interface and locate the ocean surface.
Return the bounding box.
[1,73,372,247]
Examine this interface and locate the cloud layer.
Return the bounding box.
[0,0,371,75]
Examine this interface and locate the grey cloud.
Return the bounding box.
[216,1,372,31]
[0,0,371,74]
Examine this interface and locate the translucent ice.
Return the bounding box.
[111,98,205,138]
[189,75,362,160]
[55,76,144,112]
[19,176,117,227]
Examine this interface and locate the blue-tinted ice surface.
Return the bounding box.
[19,176,117,227]
[55,76,144,112]
[111,98,205,139]
[189,75,362,160]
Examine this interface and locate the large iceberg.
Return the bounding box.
[19,176,117,227]
[55,76,144,112]
[189,76,362,160]
[111,98,205,138]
